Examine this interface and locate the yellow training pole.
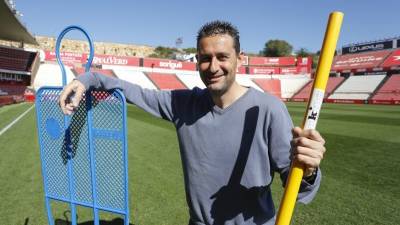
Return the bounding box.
[275,12,343,225]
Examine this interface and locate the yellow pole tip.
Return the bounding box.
[331,11,344,16]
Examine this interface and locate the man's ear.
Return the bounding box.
[195,54,199,70]
[237,52,245,67]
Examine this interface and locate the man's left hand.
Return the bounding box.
[290,127,326,177]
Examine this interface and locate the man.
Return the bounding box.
[59,21,326,225]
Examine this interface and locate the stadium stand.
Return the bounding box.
[331,50,392,73]
[0,47,38,104]
[0,46,36,72]
[0,88,7,95]
[33,63,75,90]
[3,0,394,107]
[0,47,37,105]
[325,77,346,97]
[146,72,187,90]
[292,77,345,101]
[0,0,39,105]
[0,72,32,106]
[73,67,116,77]
[235,75,263,92]
[113,68,157,90]
[381,49,400,69]
[0,95,14,106]
[291,80,312,100]
[175,72,206,89]
[252,78,281,98]
[279,76,310,99]
[0,81,26,95]
[328,75,385,100]
[370,74,400,103]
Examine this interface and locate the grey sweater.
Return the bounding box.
[77,73,321,225]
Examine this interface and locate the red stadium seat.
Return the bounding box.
[0,46,36,72]
[146,72,187,90]
[371,74,400,101]
[292,77,345,100]
[331,50,392,73]
[0,81,26,95]
[252,79,281,98]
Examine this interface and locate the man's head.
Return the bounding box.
[196,20,240,55]
[196,21,243,96]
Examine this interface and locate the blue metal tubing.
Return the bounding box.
[55,25,95,225]
[46,26,129,225]
[37,85,129,224]
[86,93,100,225]
[46,195,127,215]
[55,25,94,86]
[64,115,77,225]
[119,89,130,225]
[35,88,54,225]
[36,89,129,224]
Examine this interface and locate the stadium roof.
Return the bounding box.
[0,0,38,45]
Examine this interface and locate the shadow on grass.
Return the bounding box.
[54,218,134,225]
[46,210,134,225]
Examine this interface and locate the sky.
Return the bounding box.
[14,0,400,54]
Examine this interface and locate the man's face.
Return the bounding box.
[197,34,242,95]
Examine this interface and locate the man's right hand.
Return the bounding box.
[59,80,86,115]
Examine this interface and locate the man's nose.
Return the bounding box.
[209,57,220,74]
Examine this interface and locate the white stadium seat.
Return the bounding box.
[176,72,206,89]
[236,75,263,92]
[113,68,157,90]
[329,75,385,100]
[279,76,310,98]
[33,63,75,91]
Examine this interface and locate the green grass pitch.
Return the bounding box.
[0,102,399,224]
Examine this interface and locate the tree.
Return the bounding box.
[182,47,197,54]
[244,52,261,57]
[261,39,293,57]
[295,48,321,69]
[149,46,198,59]
[295,48,311,57]
[148,46,177,59]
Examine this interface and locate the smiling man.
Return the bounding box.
[196,29,248,108]
[59,21,326,225]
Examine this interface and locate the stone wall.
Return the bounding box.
[0,36,155,57]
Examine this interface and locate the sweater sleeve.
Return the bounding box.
[76,72,174,122]
[267,100,321,204]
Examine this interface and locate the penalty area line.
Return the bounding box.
[0,105,34,136]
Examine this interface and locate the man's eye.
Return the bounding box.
[199,57,211,62]
[218,56,228,61]
[200,58,208,62]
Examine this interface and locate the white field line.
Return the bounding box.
[0,105,34,136]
